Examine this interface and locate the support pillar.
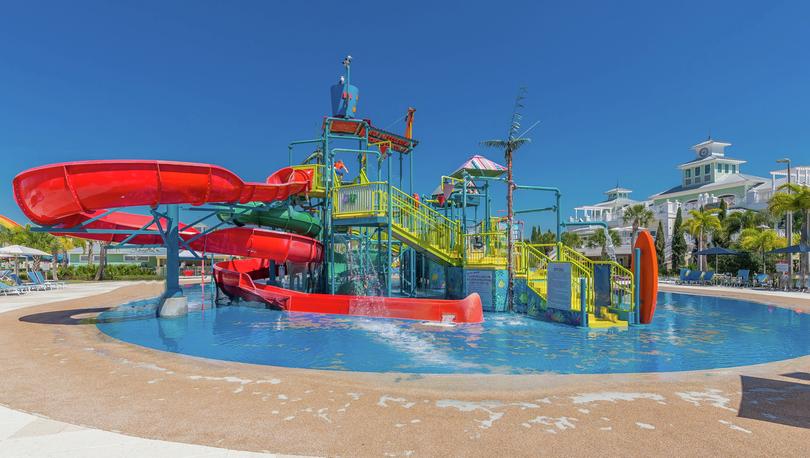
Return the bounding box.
[159,204,188,317]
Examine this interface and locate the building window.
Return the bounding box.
[685,169,691,178]
[724,164,729,173]
[694,166,700,176]
[704,165,711,174]
[79,255,97,262]
[685,179,691,186]
[717,164,722,172]
[694,176,701,184]
[123,255,151,262]
[731,165,736,173]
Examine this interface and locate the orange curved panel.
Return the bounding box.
[631,230,658,324]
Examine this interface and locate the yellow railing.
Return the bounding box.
[332,182,463,264]
[290,164,326,197]
[389,187,462,263]
[333,182,388,218]
[465,231,508,267]
[517,242,552,300]
[593,260,634,313]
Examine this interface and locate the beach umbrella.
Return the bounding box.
[0,245,51,277]
[693,246,741,272]
[766,243,810,255]
[449,154,507,179]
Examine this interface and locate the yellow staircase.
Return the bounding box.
[332,181,463,265]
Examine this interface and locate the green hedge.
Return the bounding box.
[56,264,164,281]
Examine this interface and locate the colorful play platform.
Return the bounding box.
[11,56,656,328]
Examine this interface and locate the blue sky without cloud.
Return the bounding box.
[1,0,808,229]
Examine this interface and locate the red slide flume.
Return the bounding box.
[13,160,483,323]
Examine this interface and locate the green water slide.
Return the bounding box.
[217,203,322,237]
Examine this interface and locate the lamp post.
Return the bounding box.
[777,158,793,285]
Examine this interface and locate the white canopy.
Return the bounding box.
[0,245,51,257]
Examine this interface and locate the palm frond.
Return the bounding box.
[480,139,509,148]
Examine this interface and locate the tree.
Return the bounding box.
[561,231,582,249]
[9,225,56,272]
[769,183,810,285]
[622,204,654,246]
[739,228,786,275]
[585,228,621,260]
[94,242,111,281]
[718,199,728,221]
[480,90,533,312]
[671,208,687,269]
[654,220,666,273]
[723,209,768,240]
[685,209,722,270]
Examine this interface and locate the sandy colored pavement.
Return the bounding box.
[1,282,810,457]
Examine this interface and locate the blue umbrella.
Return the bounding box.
[694,246,741,272]
[694,247,740,256]
[767,243,810,255]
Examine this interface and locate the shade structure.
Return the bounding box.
[767,243,810,255]
[0,244,51,257]
[0,245,51,278]
[694,247,740,256]
[449,155,506,178]
[693,246,741,272]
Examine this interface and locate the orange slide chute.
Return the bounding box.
[13,160,483,323]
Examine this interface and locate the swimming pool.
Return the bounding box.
[96,286,810,374]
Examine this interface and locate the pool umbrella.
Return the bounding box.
[766,243,810,254]
[0,245,51,277]
[449,154,507,179]
[694,246,741,272]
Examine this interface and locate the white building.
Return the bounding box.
[568,137,807,267]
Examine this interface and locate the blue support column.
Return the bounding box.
[158,204,188,317]
[634,247,641,325]
[165,204,181,296]
[580,277,589,327]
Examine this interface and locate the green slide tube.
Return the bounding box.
[218,203,322,238]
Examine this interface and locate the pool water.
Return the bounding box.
[96,286,810,374]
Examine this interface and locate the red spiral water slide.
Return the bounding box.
[13,160,482,323]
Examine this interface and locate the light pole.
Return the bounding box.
[777,158,792,285]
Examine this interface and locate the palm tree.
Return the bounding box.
[769,183,810,284]
[586,229,621,260]
[481,90,533,311]
[722,209,768,240]
[739,228,787,274]
[622,204,654,247]
[94,242,111,281]
[685,209,722,270]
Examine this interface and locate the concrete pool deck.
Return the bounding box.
[1,282,809,456]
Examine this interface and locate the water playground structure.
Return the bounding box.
[11,56,657,329]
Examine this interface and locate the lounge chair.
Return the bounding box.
[677,268,690,284]
[26,271,53,290]
[701,271,715,285]
[34,271,65,289]
[754,273,769,288]
[0,282,25,295]
[685,270,703,284]
[8,273,39,291]
[735,269,750,287]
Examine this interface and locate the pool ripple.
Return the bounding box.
[96,288,810,374]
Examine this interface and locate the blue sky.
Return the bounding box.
[2,1,808,230]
